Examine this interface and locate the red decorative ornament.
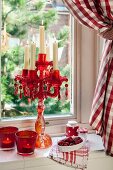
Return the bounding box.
[14,53,68,148]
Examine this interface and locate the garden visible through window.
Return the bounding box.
[1,0,72,119]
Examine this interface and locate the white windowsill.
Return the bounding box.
[0,134,113,170]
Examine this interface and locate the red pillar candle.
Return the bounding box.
[0,126,18,150]
[15,130,37,156]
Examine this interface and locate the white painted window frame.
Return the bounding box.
[0,5,76,128]
[0,0,2,120]
[0,1,101,134]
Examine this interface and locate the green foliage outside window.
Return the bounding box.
[1,0,71,118]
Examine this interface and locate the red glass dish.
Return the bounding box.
[15,130,37,156]
[0,126,18,150]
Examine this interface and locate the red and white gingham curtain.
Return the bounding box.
[63,0,113,156]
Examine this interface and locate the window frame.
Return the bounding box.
[0,1,101,134]
[0,7,77,129]
[75,23,100,123]
[0,0,2,120]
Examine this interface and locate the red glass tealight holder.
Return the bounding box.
[0,126,18,150]
[15,130,37,156]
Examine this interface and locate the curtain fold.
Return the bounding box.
[63,0,113,156]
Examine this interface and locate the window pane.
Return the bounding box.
[1,0,72,119]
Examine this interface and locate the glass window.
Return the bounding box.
[1,0,73,119]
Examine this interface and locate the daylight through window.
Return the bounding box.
[1,0,72,119]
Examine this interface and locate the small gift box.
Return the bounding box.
[0,126,18,150]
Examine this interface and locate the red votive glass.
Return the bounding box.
[15,130,37,156]
[0,126,18,150]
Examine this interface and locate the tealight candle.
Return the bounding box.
[3,137,12,144]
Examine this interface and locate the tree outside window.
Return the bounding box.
[1,0,71,118]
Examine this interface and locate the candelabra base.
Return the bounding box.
[35,134,52,149]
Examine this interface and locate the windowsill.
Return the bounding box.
[0,120,93,136]
[0,115,76,130]
[0,134,111,170]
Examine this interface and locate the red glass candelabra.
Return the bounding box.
[14,53,68,148]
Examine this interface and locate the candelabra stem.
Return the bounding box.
[35,99,52,148]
